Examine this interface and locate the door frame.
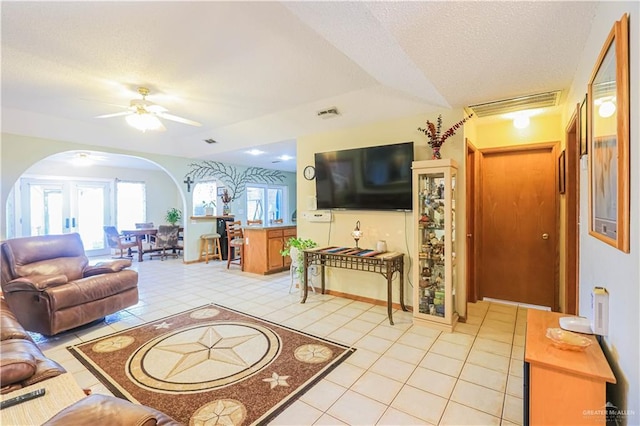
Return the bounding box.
[19,177,112,256]
[477,142,560,311]
[465,139,478,303]
[565,105,580,314]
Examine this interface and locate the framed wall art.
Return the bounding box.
[558,150,566,194]
[579,94,588,156]
[588,13,630,253]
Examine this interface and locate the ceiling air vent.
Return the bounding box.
[204,138,217,144]
[468,91,561,117]
[317,107,340,119]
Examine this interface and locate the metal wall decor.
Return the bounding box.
[185,161,286,202]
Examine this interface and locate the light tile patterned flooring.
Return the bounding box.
[34,257,526,425]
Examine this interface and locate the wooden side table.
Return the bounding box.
[0,373,86,425]
[524,310,616,425]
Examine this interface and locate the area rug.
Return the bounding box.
[68,304,355,425]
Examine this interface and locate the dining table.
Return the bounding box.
[121,228,183,261]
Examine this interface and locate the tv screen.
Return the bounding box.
[315,142,414,211]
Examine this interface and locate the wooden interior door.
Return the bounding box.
[478,144,558,309]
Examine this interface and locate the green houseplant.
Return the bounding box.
[165,207,182,226]
[281,237,318,278]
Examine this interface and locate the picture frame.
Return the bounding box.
[588,13,630,253]
[558,150,566,194]
[579,94,588,156]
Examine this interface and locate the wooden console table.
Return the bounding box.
[302,248,406,325]
[524,310,616,425]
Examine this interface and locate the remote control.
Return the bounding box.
[0,388,46,410]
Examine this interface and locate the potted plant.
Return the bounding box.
[281,237,318,277]
[203,200,216,216]
[165,207,182,226]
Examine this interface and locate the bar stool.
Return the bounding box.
[199,233,222,263]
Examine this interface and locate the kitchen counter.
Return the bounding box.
[243,225,296,274]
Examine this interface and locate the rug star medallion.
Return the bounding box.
[68,305,355,425]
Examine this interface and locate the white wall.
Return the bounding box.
[564,3,639,418]
[296,110,468,316]
[1,133,296,262]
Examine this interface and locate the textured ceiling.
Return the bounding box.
[1,1,597,172]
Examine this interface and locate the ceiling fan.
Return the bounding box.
[95,87,202,132]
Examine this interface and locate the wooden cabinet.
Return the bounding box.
[411,159,458,331]
[244,226,296,274]
[525,310,616,425]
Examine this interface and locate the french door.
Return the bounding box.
[21,178,112,256]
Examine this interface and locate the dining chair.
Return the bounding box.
[225,221,244,269]
[149,225,180,261]
[103,226,138,259]
[246,219,263,226]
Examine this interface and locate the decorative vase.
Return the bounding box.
[431,146,442,160]
[223,203,230,215]
[205,207,214,216]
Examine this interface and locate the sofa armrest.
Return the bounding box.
[83,259,132,277]
[43,394,181,426]
[0,345,37,393]
[2,275,68,292]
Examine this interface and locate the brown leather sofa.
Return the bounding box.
[0,233,139,335]
[0,299,66,394]
[0,299,180,425]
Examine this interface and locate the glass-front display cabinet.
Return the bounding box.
[412,159,458,331]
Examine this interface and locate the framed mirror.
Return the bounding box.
[588,13,630,253]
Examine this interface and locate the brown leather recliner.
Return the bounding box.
[0,233,139,336]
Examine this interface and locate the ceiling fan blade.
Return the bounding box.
[157,112,202,127]
[95,111,131,119]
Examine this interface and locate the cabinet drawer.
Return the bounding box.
[283,228,297,237]
[267,230,283,238]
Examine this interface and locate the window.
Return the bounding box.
[246,184,287,224]
[193,181,217,215]
[116,181,146,230]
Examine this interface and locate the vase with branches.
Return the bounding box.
[418,113,473,159]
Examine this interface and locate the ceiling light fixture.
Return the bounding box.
[513,115,530,129]
[595,96,616,118]
[246,149,265,156]
[126,112,163,132]
[278,155,293,161]
[71,152,94,167]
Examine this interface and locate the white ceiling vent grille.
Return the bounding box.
[468,91,561,117]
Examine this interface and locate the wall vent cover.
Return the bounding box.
[468,91,561,117]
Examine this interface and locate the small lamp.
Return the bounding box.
[351,220,363,248]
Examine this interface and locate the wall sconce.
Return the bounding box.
[351,220,363,248]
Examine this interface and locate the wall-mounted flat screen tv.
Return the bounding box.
[314,141,414,211]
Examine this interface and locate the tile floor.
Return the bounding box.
[34,257,526,425]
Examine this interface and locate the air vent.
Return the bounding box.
[204,138,217,144]
[468,91,561,117]
[317,107,340,119]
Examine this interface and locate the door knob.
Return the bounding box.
[542,233,549,240]
[466,234,472,238]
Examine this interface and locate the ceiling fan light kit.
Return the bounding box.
[126,112,164,132]
[96,86,201,132]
